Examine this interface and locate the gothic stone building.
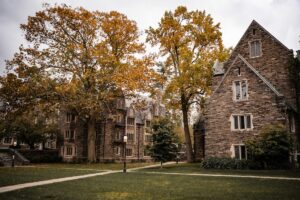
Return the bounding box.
[195,20,299,161]
[59,98,165,162]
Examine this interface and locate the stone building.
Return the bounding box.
[60,97,165,162]
[194,20,299,161]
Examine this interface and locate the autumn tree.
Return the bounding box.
[2,5,157,162]
[147,6,229,162]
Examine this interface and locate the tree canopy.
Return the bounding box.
[146,6,229,162]
[0,5,159,161]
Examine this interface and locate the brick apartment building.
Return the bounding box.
[60,97,165,162]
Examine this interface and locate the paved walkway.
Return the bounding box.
[0,162,174,194]
[136,171,300,181]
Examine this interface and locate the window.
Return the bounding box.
[115,130,122,140]
[126,148,133,157]
[116,147,121,155]
[66,146,73,156]
[232,114,252,130]
[66,113,76,123]
[289,114,295,133]
[144,134,152,143]
[146,120,151,128]
[233,80,248,100]
[252,28,256,35]
[65,130,75,139]
[249,40,261,58]
[238,67,241,76]
[127,133,134,142]
[234,145,247,160]
[116,114,123,123]
[127,118,135,125]
[3,137,12,144]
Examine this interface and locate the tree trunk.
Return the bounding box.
[87,118,96,162]
[181,95,194,163]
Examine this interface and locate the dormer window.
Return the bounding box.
[249,40,262,58]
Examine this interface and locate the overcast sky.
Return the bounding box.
[0,0,299,74]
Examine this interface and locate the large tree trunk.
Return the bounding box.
[87,118,96,162]
[181,95,194,163]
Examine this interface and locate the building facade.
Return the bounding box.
[195,20,299,161]
[60,97,165,162]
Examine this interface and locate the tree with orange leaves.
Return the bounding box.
[147,6,229,162]
[1,5,158,162]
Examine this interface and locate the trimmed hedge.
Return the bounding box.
[18,149,62,163]
[201,157,263,170]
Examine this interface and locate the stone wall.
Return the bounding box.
[205,59,287,157]
[204,21,297,158]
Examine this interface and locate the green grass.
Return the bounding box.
[141,163,300,178]
[0,162,156,187]
[36,162,156,170]
[0,167,100,187]
[1,163,300,199]
[1,172,300,200]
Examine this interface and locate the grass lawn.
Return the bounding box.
[37,162,156,171]
[0,162,156,187]
[1,171,300,200]
[1,163,300,200]
[141,163,300,178]
[0,167,101,187]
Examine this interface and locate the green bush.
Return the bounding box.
[201,157,255,170]
[246,124,293,169]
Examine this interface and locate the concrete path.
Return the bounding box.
[136,171,300,181]
[0,171,116,194]
[0,162,174,194]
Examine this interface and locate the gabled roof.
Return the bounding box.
[212,54,282,97]
[211,54,298,112]
[226,20,292,63]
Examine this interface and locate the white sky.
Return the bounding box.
[0,0,300,74]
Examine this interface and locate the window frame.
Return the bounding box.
[289,113,296,133]
[127,132,135,142]
[66,113,76,123]
[65,146,75,157]
[115,146,121,155]
[231,114,253,131]
[249,40,262,58]
[65,129,75,139]
[233,144,247,160]
[115,130,122,140]
[3,137,12,144]
[127,118,135,126]
[144,134,152,143]
[126,148,133,157]
[116,114,123,123]
[233,80,248,101]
